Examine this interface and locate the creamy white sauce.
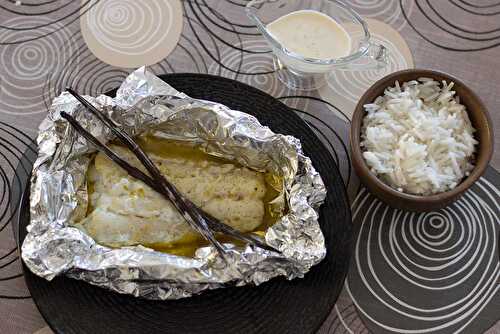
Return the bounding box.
[267,10,352,60]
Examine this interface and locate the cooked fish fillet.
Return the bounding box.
[78,145,266,248]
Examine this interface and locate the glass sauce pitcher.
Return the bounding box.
[246,0,389,91]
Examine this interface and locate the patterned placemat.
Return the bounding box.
[347,167,499,334]
[80,0,183,68]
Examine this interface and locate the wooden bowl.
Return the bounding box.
[350,69,494,212]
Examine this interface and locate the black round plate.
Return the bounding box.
[18,74,352,334]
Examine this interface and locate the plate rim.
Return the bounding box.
[17,73,353,334]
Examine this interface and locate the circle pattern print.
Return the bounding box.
[0,17,78,116]
[347,174,500,333]
[80,0,183,68]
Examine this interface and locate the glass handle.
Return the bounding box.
[335,41,389,71]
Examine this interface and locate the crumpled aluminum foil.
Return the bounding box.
[21,67,327,300]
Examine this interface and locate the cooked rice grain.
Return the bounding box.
[361,79,477,195]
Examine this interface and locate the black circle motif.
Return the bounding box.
[400,0,500,51]
[347,170,500,333]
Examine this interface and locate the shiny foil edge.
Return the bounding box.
[21,67,327,299]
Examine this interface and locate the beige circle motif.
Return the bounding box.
[318,19,414,119]
[80,0,183,68]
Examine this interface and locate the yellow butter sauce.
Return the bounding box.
[86,136,284,257]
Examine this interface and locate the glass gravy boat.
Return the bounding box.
[246,0,389,91]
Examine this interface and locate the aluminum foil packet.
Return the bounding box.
[22,67,327,300]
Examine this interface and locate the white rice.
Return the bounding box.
[361,78,478,195]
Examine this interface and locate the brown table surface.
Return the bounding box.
[0,1,498,333]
